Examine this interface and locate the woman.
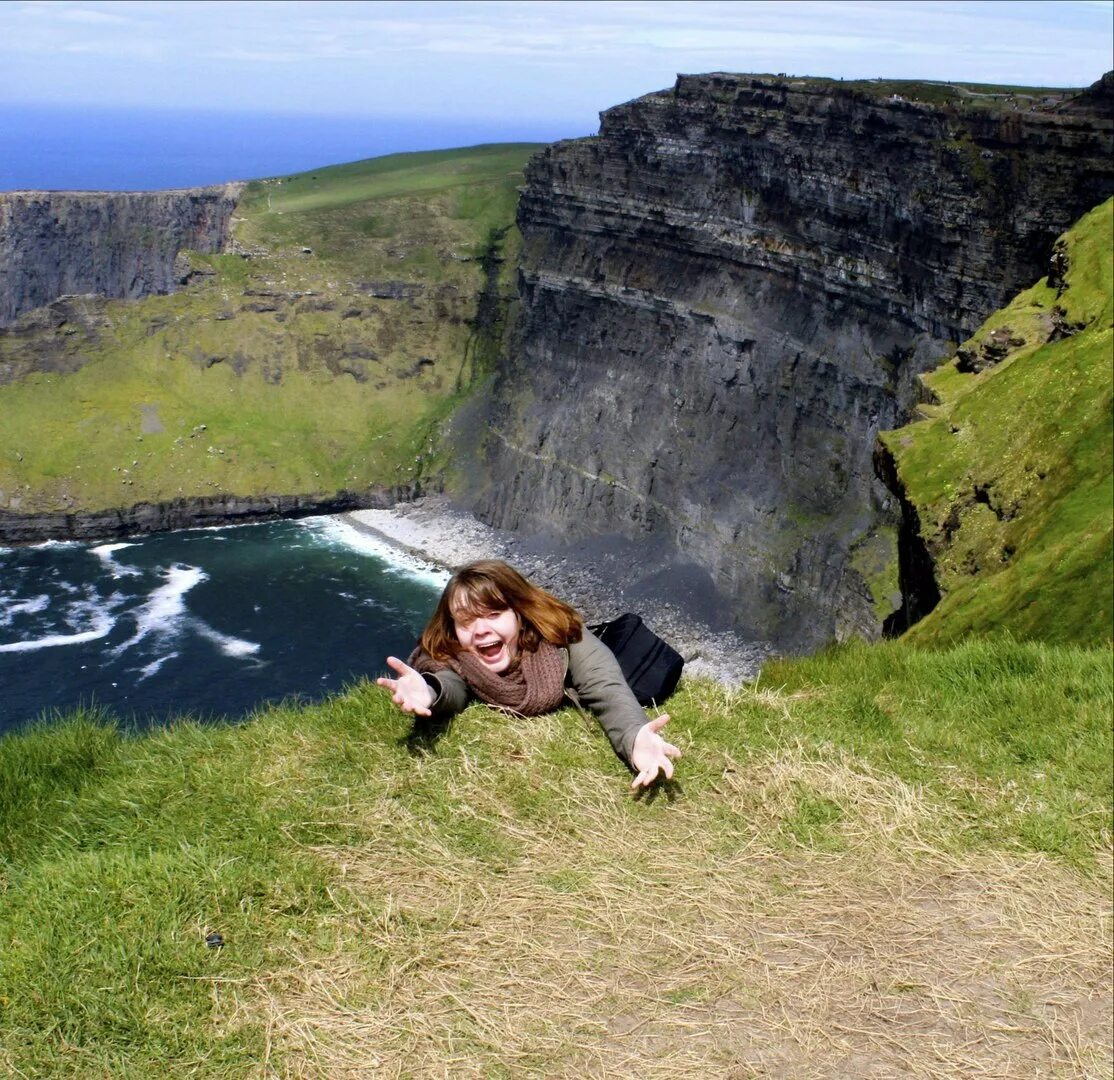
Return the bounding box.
[377,560,681,789]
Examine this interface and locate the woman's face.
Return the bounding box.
[452,603,520,673]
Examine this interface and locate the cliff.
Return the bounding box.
[476,73,1114,649]
[0,147,532,533]
[879,198,1113,646]
[0,485,417,543]
[0,185,243,327]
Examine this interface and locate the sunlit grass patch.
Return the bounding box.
[242,145,543,218]
[1,637,1109,1076]
[882,198,1113,646]
[757,637,1113,866]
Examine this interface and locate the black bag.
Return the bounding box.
[589,613,684,706]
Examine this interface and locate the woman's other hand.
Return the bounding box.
[376,656,435,717]
[630,714,682,790]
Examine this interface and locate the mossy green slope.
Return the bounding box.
[881,198,1113,645]
[0,144,538,515]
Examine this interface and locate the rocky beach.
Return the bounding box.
[343,497,773,686]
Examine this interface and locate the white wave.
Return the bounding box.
[193,622,260,658]
[65,595,122,628]
[113,562,260,663]
[134,651,179,682]
[0,593,51,628]
[113,563,206,655]
[91,542,142,578]
[25,539,84,550]
[181,519,270,536]
[359,596,392,610]
[92,542,134,557]
[304,516,449,588]
[0,609,116,652]
[0,584,124,651]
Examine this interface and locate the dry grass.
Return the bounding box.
[3,646,1106,1076]
[246,734,1112,1079]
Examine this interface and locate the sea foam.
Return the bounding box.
[0,609,116,653]
[91,542,142,578]
[135,651,180,682]
[0,593,51,628]
[306,516,450,588]
[114,563,260,661]
[193,623,261,658]
[113,563,206,655]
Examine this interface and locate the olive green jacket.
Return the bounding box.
[422,631,649,766]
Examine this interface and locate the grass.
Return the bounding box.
[718,74,1080,108]
[0,144,538,515]
[881,198,1113,646]
[0,290,467,508]
[831,77,1077,107]
[1,636,1110,1076]
[235,144,533,278]
[239,144,539,217]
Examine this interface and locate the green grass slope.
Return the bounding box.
[0,144,539,515]
[1,638,1110,1076]
[881,198,1113,645]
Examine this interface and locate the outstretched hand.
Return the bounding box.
[376,656,435,717]
[630,714,682,790]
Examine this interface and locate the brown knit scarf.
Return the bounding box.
[408,640,567,716]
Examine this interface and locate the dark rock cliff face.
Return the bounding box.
[0,485,420,545]
[0,185,243,327]
[477,73,1114,649]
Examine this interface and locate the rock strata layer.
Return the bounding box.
[0,185,243,327]
[478,73,1114,649]
[0,485,417,545]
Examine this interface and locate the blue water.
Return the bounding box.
[1,104,582,191]
[0,516,447,734]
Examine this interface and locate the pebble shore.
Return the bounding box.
[342,497,772,686]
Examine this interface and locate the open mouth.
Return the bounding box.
[475,640,505,662]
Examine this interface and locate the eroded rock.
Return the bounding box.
[0,185,244,327]
[476,73,1114,649]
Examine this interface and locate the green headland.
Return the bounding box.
[0,144,538,515]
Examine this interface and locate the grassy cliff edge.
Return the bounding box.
[1,637,1110,1076]
[1,163,1111,1078]
[880,198,1113,646]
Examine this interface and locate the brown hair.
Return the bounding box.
[419,560,583,662]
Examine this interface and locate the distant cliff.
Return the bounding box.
[0,146,532,534]
[477,73,1114,649]
[0,185,242,326]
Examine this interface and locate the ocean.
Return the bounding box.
[0,104,581,732]
[0,103,580,191]
[0,517,447,735]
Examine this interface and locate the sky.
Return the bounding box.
[2,0,1113,131]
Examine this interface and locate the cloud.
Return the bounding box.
[0,0,1109,117]
[205,47,310,64]
[15,2,132,23]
